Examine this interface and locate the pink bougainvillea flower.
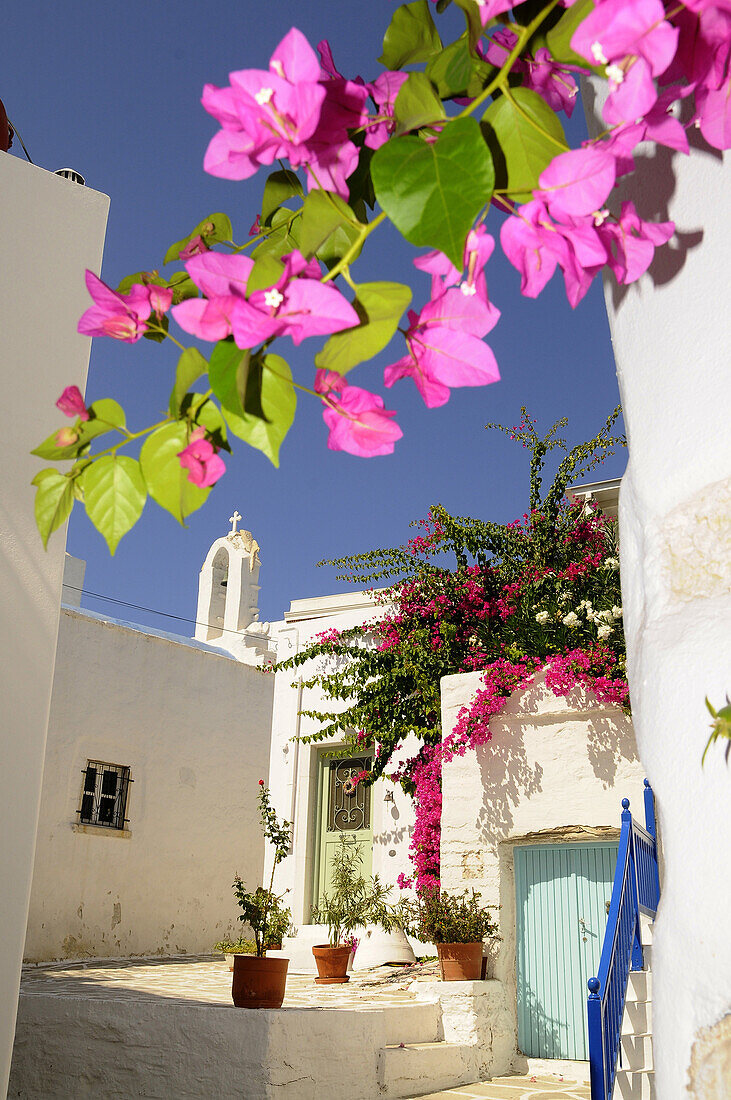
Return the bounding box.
[55,427,79,447]
[598,200,674,283]
[364,71,409,149]
[78,271,153,343]
[500,198,608,308]
[414,225,499,315]
[179,234,209,260]
[475,0,518,28]
[202,28,326,180]
[538,145,617,220]
[314,368,403,457]
[177,427,226,488]
[56,385,89,421]
[572,0,679,76]
[149,285,173,319]
[484,28,578,116]
[571,0,679,124]
[231,258,358,350]
[384,295,500,409]
[172,252,254,342]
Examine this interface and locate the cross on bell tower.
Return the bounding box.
[229,510,242,535]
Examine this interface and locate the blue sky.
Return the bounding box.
[7,0,624,630]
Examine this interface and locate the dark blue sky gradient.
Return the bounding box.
[6,0,624,630]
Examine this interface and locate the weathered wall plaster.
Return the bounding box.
[440,670,646,1056]
[24,607,272,961]
[583,79,731,1097]
[0,155,109,1096]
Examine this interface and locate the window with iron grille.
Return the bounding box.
[78,761,131,829]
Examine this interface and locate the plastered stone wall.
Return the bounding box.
[440,670,646,1049]
[583,81,731,1096]
[24,608,273,961]
[0,154,109,1095]
[267,593,417,925]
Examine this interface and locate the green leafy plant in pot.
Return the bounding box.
[230,781,292,1008]
[310,834,398,984]
[401,888,497,981]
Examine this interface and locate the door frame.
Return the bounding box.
[310,746,374,913]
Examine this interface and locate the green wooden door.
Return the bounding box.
[313,752,373,911]
[515,842,618,1060]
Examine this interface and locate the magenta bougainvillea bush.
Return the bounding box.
[31,0,731,552]
[280,408,628,891]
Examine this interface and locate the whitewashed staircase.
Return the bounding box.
[377,1000,478,1098]
[615,916,654,1100]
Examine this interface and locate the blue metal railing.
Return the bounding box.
[587,780,660,1100]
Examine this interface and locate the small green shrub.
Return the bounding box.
[400,888,498,945]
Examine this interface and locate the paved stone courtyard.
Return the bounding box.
[18,957,591,1099]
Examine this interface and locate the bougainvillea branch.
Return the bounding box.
[279,408,628,890]
[32,1,731,551]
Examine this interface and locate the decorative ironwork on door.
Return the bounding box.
[327,757,370,831]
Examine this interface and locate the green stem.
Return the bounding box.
[322,212,387,284]
[79,417,173,463]
[456,0,561,120]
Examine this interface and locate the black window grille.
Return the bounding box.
[78,761,131,829]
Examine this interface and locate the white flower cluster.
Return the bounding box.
[535,610,550,624]
[562,612,580,628]
[603,557,620,571]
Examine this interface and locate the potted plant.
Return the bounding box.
[229,781,292,1008]
[401,888,497,981]
[213,936,256,971]
[310,835,398,984]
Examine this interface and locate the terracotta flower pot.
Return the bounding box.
[436,942,483,981]
[312,944,351,984]
[231,953,289,1008]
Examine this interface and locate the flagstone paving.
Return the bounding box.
[413,1075,591,1100]
[20,954,438,1010]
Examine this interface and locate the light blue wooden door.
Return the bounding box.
[515,842,618,1060]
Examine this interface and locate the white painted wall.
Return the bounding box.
[583,84,731,1095]
[0,154,109,1096]
[440,670,646,1052]
[24,607,273,961]
[267,592,417,927]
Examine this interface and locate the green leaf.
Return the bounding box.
[184,393,229,449]
[139,423,211,524]
[164,213,233,265]
[223,354,296,467]
[393,72,446,135]
[31,469,74,549]
[169,347,208,417]
[371,116,494,269]
[247,254,285,294]
[209,339,251,423]
[32,399,126,461]
[546,0,598,69]
[379,0,442,69]
[143,312,168,343]
[427,36,495,99]
[261,170,303,225]
[347,147,376,212]
[315,282,412,375]
[79,455,147,555]
[482,87,567,202]
[299,191,362,268]
[453,0,486,48]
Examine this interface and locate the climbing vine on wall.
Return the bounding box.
[279,408,628,890]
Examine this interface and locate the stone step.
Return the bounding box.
[640,943,653,969]
[621,1033,653,1071]
[378,1040,478,1098]
[639,914,654,945]
[615,1068,655,1099]
[626,969,652,1002]
[382,1001,442,1046]
[622,999,652,1035]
